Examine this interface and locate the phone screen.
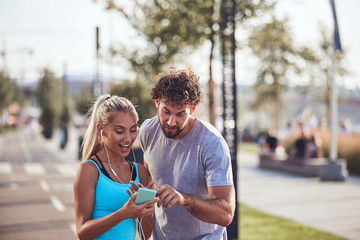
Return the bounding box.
[135,188,156,205]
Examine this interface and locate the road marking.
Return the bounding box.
[24,163,45,175]
[50,196,66,212]
[0,162,12,174]
[0,138,3,160]
[56,163,77,177]
[19,135,33,161]
[40,179,50,192]
[9,182,18,190]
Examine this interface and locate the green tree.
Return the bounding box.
[110,79,155,124]
[248,15,317,131]
[74,91,93,116]
[100,0,274,125]
[297,24,348,124]
[36,68,63,138]
[0,71,18,113]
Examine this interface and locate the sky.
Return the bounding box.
[0,0,359,89]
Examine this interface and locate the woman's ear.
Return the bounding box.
[96,124,102,136]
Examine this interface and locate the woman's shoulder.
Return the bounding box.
[134,162,146,170]
[74,160,99,188]
[76,159,99,177]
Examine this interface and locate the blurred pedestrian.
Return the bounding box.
[73,95,158,240]
[262,129,278,153]
[307,133,323,158]
[139,68,235,239]
[288,128,308,163]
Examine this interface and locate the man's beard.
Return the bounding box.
[161,124,185,139]
[159,118,188,139]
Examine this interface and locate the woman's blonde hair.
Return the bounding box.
[81,95,138,161]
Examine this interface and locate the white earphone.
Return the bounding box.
[98,127,142,238]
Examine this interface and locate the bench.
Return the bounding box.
[258,152,348,181]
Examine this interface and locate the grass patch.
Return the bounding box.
[238,142,260,153]
[238,204,347,240]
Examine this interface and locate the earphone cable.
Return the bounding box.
[138,218,145,240]
[102,137,134,184]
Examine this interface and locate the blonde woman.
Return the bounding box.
[74,95,158,240]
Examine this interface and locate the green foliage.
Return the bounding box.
[39,106,56,130]
[296,24,349,123]
[0,71,19,112]
[248,15,317,129]
[103,0,274,79]
[74,91,93,116]
[101,0,274,125]
[59,102,71,128]
[110,79,155,124]
[106,0,215,78]
[249,16,304,105]
[240,204,347,240]
[238,142,260,153]
[36,68,63,135]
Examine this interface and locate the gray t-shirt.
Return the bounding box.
[139,116,233,240]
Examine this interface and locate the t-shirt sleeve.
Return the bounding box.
[203,138,234,187]
[139,119,149,152]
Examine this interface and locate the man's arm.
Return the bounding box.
[155,184,235,227]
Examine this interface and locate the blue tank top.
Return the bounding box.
[87,159,140,240]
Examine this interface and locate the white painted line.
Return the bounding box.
[9,182,18,190]
[56,164,77,177]
[50,196,66,212]
[0,162,12,174]
[40,180,50,192]
[0,138,4,160]
[69,223,77,235]
[19,135,33,162]
[24,163,46,175]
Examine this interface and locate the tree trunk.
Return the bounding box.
[208,27,216,126]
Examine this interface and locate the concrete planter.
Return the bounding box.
[318,159,348,181]
[259,153,348,181]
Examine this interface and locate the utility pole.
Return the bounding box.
[92,26,102,96]
[329,0,342,162]
[221,0,238,238]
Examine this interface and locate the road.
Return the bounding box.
[1,128,360,240]
[0,129,79,240]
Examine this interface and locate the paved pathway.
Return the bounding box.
[3,128,359,239]
[238,151,360,240]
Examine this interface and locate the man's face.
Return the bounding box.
[156,99,194,139]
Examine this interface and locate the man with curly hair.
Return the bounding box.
[139,68,235,239]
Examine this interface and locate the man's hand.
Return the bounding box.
[155,184,186,210]
[154,184,235,227]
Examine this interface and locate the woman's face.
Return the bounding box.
[102,111,138,158]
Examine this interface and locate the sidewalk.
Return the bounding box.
[238,151,360,240]
[38,127,82,162]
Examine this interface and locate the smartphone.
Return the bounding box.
[135,188,156,205]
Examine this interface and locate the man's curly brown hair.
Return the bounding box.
[151,68,203,107]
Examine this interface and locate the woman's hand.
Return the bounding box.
[121,192,158,219]
[126,181,155,197]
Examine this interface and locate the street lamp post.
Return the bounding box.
[221,0,238,238]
